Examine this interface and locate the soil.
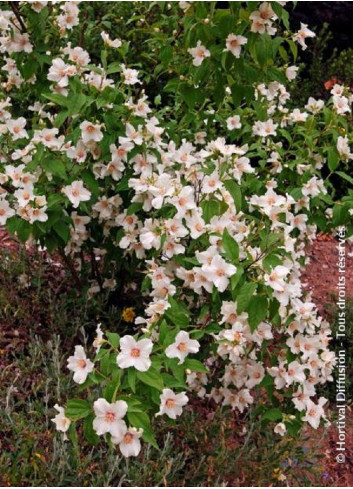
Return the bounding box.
[301,233,353,318]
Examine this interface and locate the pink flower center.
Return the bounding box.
[131,348,140,358]
[104,411,116,423]
[166,398,176,409]
[123,432,134,444]
[77,359,87,369]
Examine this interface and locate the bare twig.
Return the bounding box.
[8,1,27,33]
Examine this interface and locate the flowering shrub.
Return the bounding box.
[1,1,353,457]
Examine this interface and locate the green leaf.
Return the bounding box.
[55,110,69,128]
[41,157,67,179]
[16,219,32,243]
[165,296,190,328]
[82,170,100,196]
[65,399,92,420]
[43,92,70,107]
[53,221,70,243]
[183,358,207,373]
[83,414,100,445]
[222,228,239,263]
[128,368,136,393]
[328,148,339,172]
[127,411,151,432]
[332,204,350,226]
[104,372,123,402]
[262,253,283,272]
[247,295,268,332]
[166,358,185,383]
[106,332,120,349]
[201,199,228,223]
[127,202,143,215]
[262,408,283,422]
[128,411,159,449]
[136,368,163,391]
[230,266,244,292]
[159,319,171,347]
[101,352,113,376]
[223,180,242,212]
[236,282,257,314]
[47,194,64,209]
[180,84,204,108]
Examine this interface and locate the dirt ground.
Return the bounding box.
[301,233,353,318]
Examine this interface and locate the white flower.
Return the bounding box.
[51,404,71,433]
[293,23,316,51]
[285,65,298,81]
[201,255,237,292]
[305,97,324,114]
[264,265,289,292]
[157,388,188,419]
[101,31,122,49]
[252,119,278,137]
[63,180,91,208]
[188,41,210,66]
[93,398,128,440]
[115,427,143,457]
[302,397,327,429]
[0,199,15,225]
[225,34,247,58]
[80,121,103,143]
[337,136,353,161]
[67,345,94,384]
[226,115,241,130]
[284,360,306,386]
[7,118,28,140]
[121,64,140,85]
[274,422,286,436]
[289,108,308,123]
[117,335,153,371]
[165,331,200,364]
[333,95,350,115]
[48,58,73,87]
[31,2,48,13]
[93,323,104,353]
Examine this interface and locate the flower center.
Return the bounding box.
[177,342,187,352]
[166,398,176,409]
[131,348,140,358]
[104,411,116,423]
[123,432,134,444]
[77,359,87,369]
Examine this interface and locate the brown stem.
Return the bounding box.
[8,1,27,33]
[78,12,88,47]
